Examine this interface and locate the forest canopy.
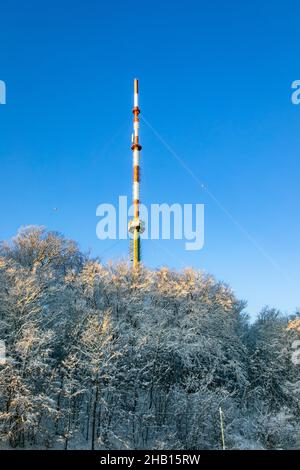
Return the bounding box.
[0,226,299,450]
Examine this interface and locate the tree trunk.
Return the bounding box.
[91,384,99,450]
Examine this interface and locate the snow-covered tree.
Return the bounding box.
[0,226,298,449]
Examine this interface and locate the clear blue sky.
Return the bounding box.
[0,0,299,317]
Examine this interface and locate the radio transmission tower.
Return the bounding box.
[128,79,144,268]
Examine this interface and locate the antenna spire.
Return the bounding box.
[128,79,144,268]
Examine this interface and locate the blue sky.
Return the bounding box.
[0,0,299,317]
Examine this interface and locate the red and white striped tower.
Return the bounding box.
[128,78,143,268]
